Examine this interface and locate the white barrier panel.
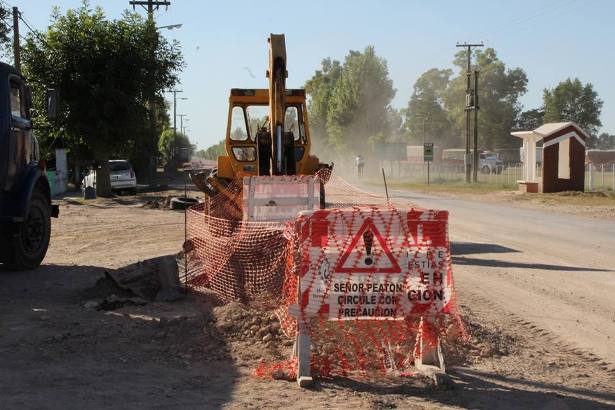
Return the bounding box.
[242,175,320,222]
[291,207,453,322]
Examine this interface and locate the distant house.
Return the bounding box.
[512,122,588,193]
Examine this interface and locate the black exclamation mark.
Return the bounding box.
[363,229,374,265]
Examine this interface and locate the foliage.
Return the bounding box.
[443,48,528,149]
[0,6,11,58]
[305,47,396,156]
[196,140,226,160]
[593,133,615,150]
[305,58,342,153]
[158,128,194,163]
[514,108,544,131]
[21,2,184,195]
[402,68,455,147]
[543,78,603,136]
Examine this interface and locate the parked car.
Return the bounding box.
[82,160,137,195]
[479,152,505,174]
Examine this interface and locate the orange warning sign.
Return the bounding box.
[335,217,401,273]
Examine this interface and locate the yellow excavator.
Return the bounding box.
[193,34,331,216]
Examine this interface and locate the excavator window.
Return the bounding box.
[230,106,249,141]
[246,105,269,139]
[232,146,256,162]
[284,106,302,141]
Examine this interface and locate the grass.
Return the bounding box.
[363,177,615,208]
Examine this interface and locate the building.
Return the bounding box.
[511,122,588,193]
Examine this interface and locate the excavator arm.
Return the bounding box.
[267,34,287,175]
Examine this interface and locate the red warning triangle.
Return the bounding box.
[335,218,401,273]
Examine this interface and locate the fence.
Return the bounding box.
[586,163,615,192]
[378,161,527,187]
[376,161,615,192]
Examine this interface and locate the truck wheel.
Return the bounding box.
[481,166,491,174]
[3,191,51,270]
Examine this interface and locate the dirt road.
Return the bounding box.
[1,190,615,409]
[389,188,615,364]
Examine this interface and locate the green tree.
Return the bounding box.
[594,133,615,150]
[444,48,528,149]
[327,47,396,152]
[196,140,226,160]
[305,58,343,153]
[22,2,183,196]
[0,6,11,58]
[305,47,396,157]
[402,68,455,147]
[543,78,603,137]
[158,128,194,165]
[514,108,545,131]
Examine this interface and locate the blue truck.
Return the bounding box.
[0,62,59,270]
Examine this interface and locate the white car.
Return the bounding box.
[82,160,137,195]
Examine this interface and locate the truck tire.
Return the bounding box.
[2,191,51,270]
[481,165,491,174]
[170,197,199,210]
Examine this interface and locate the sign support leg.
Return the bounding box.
[295,323,313,387]
[414,316,452,387]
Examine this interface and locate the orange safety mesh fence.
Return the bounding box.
[273,206,461,378]
[186,171,463,379]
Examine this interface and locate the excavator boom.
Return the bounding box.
[268,34,287,175]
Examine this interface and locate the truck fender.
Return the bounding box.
[17,166,52,220]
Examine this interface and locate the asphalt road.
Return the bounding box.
[389,188,615,366]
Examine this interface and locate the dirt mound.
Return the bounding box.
[442,309,518,367]
[212,302,291,348]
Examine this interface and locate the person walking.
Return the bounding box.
[355,154,365,178]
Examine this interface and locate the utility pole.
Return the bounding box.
[178,114,187,135]
[128,0,170,181]
[129,0,170,16]
[473,70,480,183]
[456,42,483,183]
[12,6,20,72]
[170,90,182,150]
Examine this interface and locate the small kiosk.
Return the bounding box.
[511,122,588,193]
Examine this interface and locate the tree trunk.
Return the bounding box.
[94,151,113,197]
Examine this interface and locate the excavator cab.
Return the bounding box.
[192,34,331,218]
[216,89,318,181]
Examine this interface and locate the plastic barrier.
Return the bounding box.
[281,206,456,386]
[243,175,320,222]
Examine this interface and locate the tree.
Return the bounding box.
[514,108,544,131]
[22,3,184,196]
[594,133,615,150]
[0,6,11,58]
[305,47,396,157]
[196,140,226,160]
[158,128,194,165]
[543,78,603,136]
[444,48,528,149]
[402,68,455,147]
[327,47,396,152]
[305,58,343,153]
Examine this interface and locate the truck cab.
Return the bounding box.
[0,62,58,270]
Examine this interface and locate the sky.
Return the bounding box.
[12,0,615,150]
